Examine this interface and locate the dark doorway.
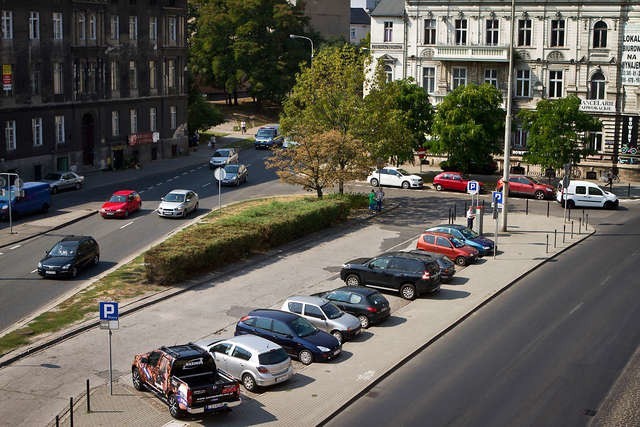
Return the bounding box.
[81,113,95,165]
[113,149,124,170]
[34,164,42,180]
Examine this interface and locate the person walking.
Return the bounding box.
[375,188,385,212]
[240,120,247,135]
[466,206,476,230]
[369,189,376,212]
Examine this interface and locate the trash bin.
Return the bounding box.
[474,206,483,235]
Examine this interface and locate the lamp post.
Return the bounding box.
[501,0,516,232]
[289,34,314,60]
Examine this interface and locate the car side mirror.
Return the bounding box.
[186,198,191,202]
[161,197,165,201]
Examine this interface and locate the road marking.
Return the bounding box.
[31,269,37,273]
[173,176,180,180]
[202,182,211,187]
[357,370,376,382]
[120,221,134,229]
[182,172,188,175]
[601,275,611,287]
[0,252,4,256]
[189,169,196,173]
[9,245,21,250]
[569,302,583,316]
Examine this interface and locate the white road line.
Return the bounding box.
[202,182,211,187]
[31,269,37,273]
[601,275,611,287]
[182,172,188,175]
[569,302,583,316]
[9,245,21,250]
[189,169,196,173]
[0,252,4,256]
[120,221,134,229]
[173,176,180,180]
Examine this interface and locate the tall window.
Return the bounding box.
[452,67,467,89]
[517,19,531,47]
[516,69,531,97]
[55,115,65,144]
[129,60,137,90]
[170,106,177,129]
[513,128,527,149]
[32,118,43,146]
[593,21,607,48]
[76,62,85,94]
[422,67,435,93]
[130,109,137,133]
[455,19,467,45]
[589,71,606,99]
[31,65,40,95]
[149,17,157,41]
[110,60,119,91]
[110,16,119,40]
[589,132,603,153]
[383,65,392,83]
[1,10,13,39]
[77,12,86,41]
[150,107,157,132]
[549,70,563,98]
[112,111,120,136]
[5,120,16,151]
[484,69,498,87]
[87,62,96,93]
[424,19,436,44]
[383,21,393,42]
[88,14,96,40]
[168,16,177,42]
[550,19,565,47]
[29,12,40,40]
[129,16,137,40]
[167,59,175,88]
[53,12,63,40]
[486,19,499,45]
[53,62,63,94]
[149,60,156,89]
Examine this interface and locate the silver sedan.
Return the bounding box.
[42,171,85,194]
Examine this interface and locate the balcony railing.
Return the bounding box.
[432,45,509,62]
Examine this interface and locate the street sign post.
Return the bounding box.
[491,191,503,259]
[214,167,227,212]
[99,302,119,395]
[467,180,480,211]
[0,172,20,234]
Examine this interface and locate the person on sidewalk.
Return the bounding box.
[375,188,385,212]
[466,206,476,230]
[241,120,247,135]
[369,189,376,212]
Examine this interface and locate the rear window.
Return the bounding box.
[367,292,387,306]
[172,354,217,378]
[258,348,289,365]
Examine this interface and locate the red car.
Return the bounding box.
[496,175,555,200]
[100,190,142,218]
[416,231,479,266]
[432,172,482,193]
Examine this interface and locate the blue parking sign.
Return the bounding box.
[99,302,119,321]
[467,180,479,195]
[492,191,503,207]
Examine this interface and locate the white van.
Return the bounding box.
[556,180,618,209]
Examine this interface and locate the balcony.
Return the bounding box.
[432,45,509,62]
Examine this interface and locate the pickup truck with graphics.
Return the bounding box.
[132,344,241,419]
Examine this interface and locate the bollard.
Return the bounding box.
[586,213,589,229]
[448,207,452,224]
[579,217,582,235]
[629,183,631,197]
[87,379,91,413]
[547,201,550,217]
[563,224,566,243]
[571,221,574,238]
[546,234,549,253]
[525,199,529,215]
[567,206,571,221]
[554,229,557,248]
[454,204,457,221]
[70,397,74,427]
[56,415,59,427]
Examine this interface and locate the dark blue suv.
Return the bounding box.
[235,309,341,365]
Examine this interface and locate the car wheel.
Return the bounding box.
[331,330,343,344]
[435,184,443,191]
[168,394,183,419]
[70,267,78,278]
[567,200,576,209]
[401,181,410,189]
[75,182,81,190]
[298,349,313,365]
[132,368,145,391]
[358,315,370,329]
[370,178,379,187]
[604,201,615,209]
[455,256,467,266]
[242,373,257,392]
[400,284,417,300]
[534,190,545,200]
[124,209,129,218]
[345,274,361,287]
[51,186,58,194]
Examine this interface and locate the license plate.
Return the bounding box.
[206,403,224,410]
[106,212,114,216]
[275,375,286,382]
[333,349,341,356]
[45,271,56,275]
[381,307,389,312]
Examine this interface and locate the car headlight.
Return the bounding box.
[62,263,72,270]
[317,346,330,352]
[1,205,7,210]
[38,261,42,268]
[483,246,491,250]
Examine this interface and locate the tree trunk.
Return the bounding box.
[233,89,238,105]
[338,179,344,194]
[316,188,323,198]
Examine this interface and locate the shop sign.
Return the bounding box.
[579,99,615,113]
[128,132,154,146]
[2,64,12,91]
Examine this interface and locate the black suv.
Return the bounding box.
[321,286,390,328]
[340,251,440,300]
[37,236,100,278]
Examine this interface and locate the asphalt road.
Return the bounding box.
[327,207,640,427]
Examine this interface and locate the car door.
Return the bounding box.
[364,256,393,286]
[143,351,162,386]
[387,170,402,187]
[185,192,196,212]
[209,342,232,375]
[418,233,437,252]
[376,169,390,186]
[573,185,589,206]
[587,185,606,207]
[435,236,456,259]
[452,175,467,192]
[270,320,297,356]
[229,345,252,379]
[302,303,328,331]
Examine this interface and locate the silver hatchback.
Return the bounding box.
[281,296,362,344]
[192,335,294,392]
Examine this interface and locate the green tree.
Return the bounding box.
[187,82,224,138]
[430,83,505,173]
[517,95,602,169]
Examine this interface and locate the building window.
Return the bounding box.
[53,12,63,40]
[31,65,40,95]
[550,19,565,47]
[593,21,607,48]
[150,107,157,132]
[5,120,16,151]
[88,62,96,93]
[55,115,65,144]
[514,128,527,149]
[350,27,356,41]
[422,67,435,94]
[383,65,392,83]
[110,16,119,40]
[129,60,137,90]
[32,118,43,146]
[77,12,86,41]
[129,16,137,40]
[517,19,531,47]
[383,21,393,42]
[168,16,177,42]
[589,71,606,100]
[110,60,119,91]
[149,60,156,89]
[130,109,137,133]
[452,67,467,89]
[589,132,603,153]
[486,19,499,46]
[170,106,177,130]
[455,19,467,45]
[29,11,40,40]
[167,59,175,88]
[53,62,63,94]
[112,111,120,136]
[88,14,96,40]
[484,69,498,87]
[149,17,157,41]
[424,19,436,45]
[549,70,563,98]
[75,62,85,94]
[1,10,13,39]
[516,69,531,97]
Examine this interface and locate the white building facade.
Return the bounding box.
[369,0,640,177]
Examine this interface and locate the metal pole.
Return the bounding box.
[109,328,113,396]
[86,379,91,412]
[571,221,574,239]
[563,224,566,243]
[501,0,516,232]
[546,234,549,253]
[525,199,529,215]
[493,210,499,259]
[218,177,222,212]
[70,397,74,427]
[579,217,582,235]
[554,229,557,248]
[546,201,550,217]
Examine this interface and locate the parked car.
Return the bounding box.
[192,335,294,392]
[410,250,457,283]
[432,171,480,193]
[37,235,100,278]
[280,296,362,344]
[0,181,50,220]
[367,167,423,189]
[254,125,281,149]
[42,171,85,194]
[157,189,199,218]
[209,148,238,169]
[218,164,248,186]
[416,231,479,266]
[132,344,241,419]
[425,224,495,256]
[340,251,441,300]
[320,286,390,329]
[556,180,618,209]
[99,190,142,218]
[235,309,341,365]
[496,175,555,200]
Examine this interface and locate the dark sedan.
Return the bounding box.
[37,236,100,278]
[219,164,248,186]
[321,286,390,329]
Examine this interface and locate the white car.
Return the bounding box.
[556,180,618,209]
[157,189,199,218]
[209,148,238,169]
[367,167,423,189]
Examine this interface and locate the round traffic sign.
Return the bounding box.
[214,167,227,181]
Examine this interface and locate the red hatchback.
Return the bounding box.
[432,172,481,193]
[496,175,555,200]
[416,231,479,266]
[100,190,142,218]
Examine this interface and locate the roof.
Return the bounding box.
[112,189,136,195]
[22,182,50,189]
[351,8,370,25]
[166,189,192,194]
[285,295,329,305]
[60,235,93,243]
[333,286,380,296]
[194,335,281,352]
[162,344,208,359]
[248,308,300,321]
[370,0,404,17]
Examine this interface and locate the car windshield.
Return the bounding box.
[109,195,127,203]
[212,150,229,158]
[164,193,185,203]
[527,176,541,184]
[257,129,276,138]
[44,173,62,180]
[289,317,317,337]
[321,302,343,320]
[224,165,239,174]
[459,228,479,239]
[258,348,289,365]
[48,241,79,257]
[451,237,466,248]
[397,168,410,176]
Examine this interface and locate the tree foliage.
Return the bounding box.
[517,95,603,169]
[187,82,224,137]
[430,84,505,173]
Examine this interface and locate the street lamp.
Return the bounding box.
[501,0,516,232]
[289,34,314,60]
